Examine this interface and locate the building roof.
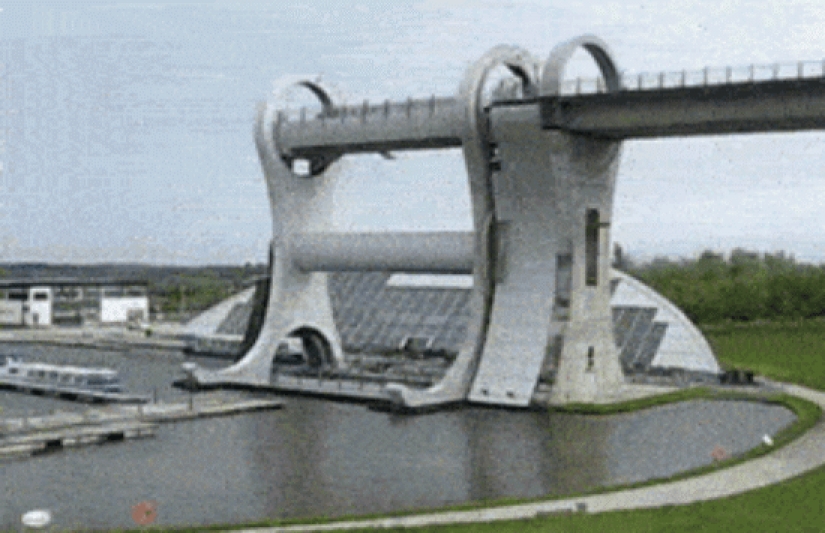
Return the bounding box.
[0,278,148,288]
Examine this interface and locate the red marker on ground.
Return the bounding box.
[711,445,729,461]
[131,501,158,526]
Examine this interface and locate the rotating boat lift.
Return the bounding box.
[185,35,640,409]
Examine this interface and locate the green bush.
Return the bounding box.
[628,249,825,324]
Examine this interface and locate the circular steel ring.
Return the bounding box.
[262,77,339,177]
[540,34,621,97]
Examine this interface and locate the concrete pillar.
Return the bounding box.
[544,132,624,403]
[192,79,345,387]
[467,35,625,406]
[541,35,625,403]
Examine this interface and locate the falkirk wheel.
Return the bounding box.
[184,35,719,410]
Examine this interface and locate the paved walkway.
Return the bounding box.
[0,325,185,351]
[230,381,825,532]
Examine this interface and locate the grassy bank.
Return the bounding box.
[548,386,771,415]
[372,461,825,532]
[703,319,825,391]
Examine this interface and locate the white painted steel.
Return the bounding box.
[21,510,51,529]
[277,97,463,156]
[466,104,564,406]
[385,44,541,409]
[25,286,52,326]
[191,78,345,389]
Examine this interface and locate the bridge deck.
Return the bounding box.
[275,73,825,159]
[540,77,825,138]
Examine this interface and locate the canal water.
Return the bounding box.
[0,344,796,531]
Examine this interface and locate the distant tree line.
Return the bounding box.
[618,247,825,324]
[153,269,250,316]
[5,245,825,325]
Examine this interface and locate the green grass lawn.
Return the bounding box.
[368,462,825,532]
[703,319,825,390]
[358,461,825,533]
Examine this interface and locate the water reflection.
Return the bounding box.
[463,408,607,501]
[606,400,796,484]
[0,344,797,530]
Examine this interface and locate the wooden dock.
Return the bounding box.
[0,393,283,460]
[120,395,284,423]
[0,420,157,459]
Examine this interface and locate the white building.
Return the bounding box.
[0,279,149,327]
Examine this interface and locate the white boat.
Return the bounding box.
[0,354,123,394]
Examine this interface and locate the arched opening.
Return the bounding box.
[300,329,332,368]
[269,79,340,177]
[273,327,334,370]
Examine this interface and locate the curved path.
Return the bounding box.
[233,382,825,532]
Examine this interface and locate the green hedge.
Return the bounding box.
[627,249,825,324]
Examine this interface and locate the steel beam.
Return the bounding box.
[277,97,463,159]
[541,77,825,139]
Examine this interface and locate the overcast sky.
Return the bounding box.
[1,0,825,265]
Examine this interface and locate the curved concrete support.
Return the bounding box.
[538,35,625,404]
[466,35,625,406]
[191,79,345,388]
[540,34,621,95]
[386,45,539,409]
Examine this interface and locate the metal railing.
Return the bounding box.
[277,95,456,124]
[558,59,825,96]
[275,59,825,121]
[275,59,825,125]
